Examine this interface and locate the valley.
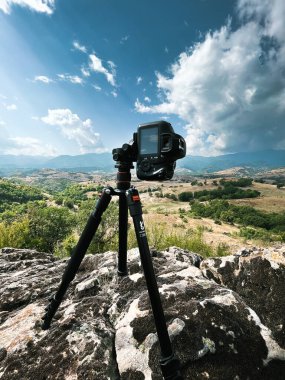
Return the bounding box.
[1,167,284,257]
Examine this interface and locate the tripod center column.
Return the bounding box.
[116,165,132,190]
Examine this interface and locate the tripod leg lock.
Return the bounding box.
[160,353,184,380]
[126,188,143,217]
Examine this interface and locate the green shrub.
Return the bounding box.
[0,218,30,249]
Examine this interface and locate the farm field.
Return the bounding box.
[230,182,285,212]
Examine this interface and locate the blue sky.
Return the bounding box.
[0,0,284,157]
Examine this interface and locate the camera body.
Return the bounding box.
[112,120,186,181]
[136,121,186,180]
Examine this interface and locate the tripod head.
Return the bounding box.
[112,140,136,191]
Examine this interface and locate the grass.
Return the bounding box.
[127,223,231,258]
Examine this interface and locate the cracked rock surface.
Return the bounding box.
[0,246,285,379]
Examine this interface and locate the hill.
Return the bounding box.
[0,149,284,175]
[178,149,285,173]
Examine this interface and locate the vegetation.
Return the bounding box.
[0,174,284,257]
[0,179,119,255]
[0,179,44,211]
[127,224,230,257]
[53,183,103,207]
[219,178,253,187]
[178,177,259,202]
[0,204,75,253]
[191,200,285,242]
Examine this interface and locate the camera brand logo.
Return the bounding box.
[139,220,146,237]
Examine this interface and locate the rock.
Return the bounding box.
[201,246,285,351]
[0,246,285,379]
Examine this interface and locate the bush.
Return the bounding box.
[178,191,193,202]
[238,227,285,243]
[191,199,285,233]
[0,219,30,249]
[27,205,76,253]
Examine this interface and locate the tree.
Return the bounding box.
[27,205,76,253]
[178,191,193,202]
[0,219,30,249]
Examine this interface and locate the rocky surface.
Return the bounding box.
[0,246,285,379]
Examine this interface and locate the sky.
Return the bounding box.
[0,0,284,157]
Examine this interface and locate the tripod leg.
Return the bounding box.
[42,188,113,330]
[127,188,183,380]
[117,192,128,276]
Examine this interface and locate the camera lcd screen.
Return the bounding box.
[139,127,159,155]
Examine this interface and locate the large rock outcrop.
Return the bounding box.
[0,246,284,379]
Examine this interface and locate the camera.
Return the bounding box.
[136,121,186,180]
[112,120,186,181]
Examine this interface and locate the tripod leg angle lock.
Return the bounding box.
[42,184,183,380]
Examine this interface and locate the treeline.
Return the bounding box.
[178,178,259,202]
[219,178,253,187]
[0,179,116,255]
[0,179,44,211]
[190,200,285,240]
[53,183,104,207]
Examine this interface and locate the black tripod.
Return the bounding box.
[42,162,183,380]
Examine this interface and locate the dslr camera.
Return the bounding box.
[112,120,186,181]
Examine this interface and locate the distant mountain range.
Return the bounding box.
[0,149,284,176]
[179,150,285,173]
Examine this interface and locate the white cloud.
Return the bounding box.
[73,41,87,54]
[57,74,84,85]
[136,76,143,85]
[81,66,90,77]
[5,136,57,156]
[34,75,54,84]
[89,53,116,86]
[0,0,56,14]
[135,0,285,155]
[41,108,106,153]
[111,90,118,98]
[92,84,102,92]
[3,103,17,111]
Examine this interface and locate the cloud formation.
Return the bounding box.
[34,75,54,84]
[135,0,285,155]
[73,41,87,54]
[41,108,106,153]
[88,54,116,86]
[32,41,117,94]
[5,137,57,156]
[57,74,84,85]
[0,0,55,14]
[3,103,17,111]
